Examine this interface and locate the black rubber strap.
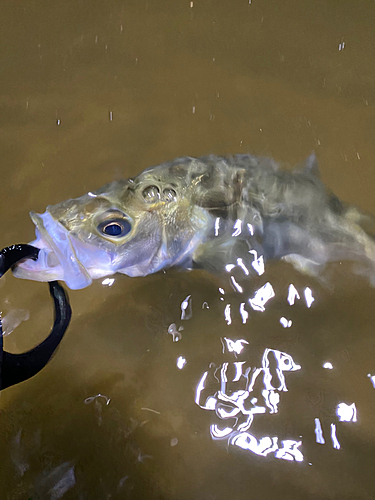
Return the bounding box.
[0,244,71,390]
[0,244,40,278]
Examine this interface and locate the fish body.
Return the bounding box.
[13,154,375,289]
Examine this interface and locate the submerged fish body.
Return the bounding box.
[13,154,375,289]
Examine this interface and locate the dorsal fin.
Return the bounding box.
[303,152,320,178]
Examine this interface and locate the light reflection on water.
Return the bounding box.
[2,223,375,496]
[3,222,375,498]
[195,341,303,461]
[1,0,375,496]
[165,267,363,468]
[3,202,375,498]
[367,374,375,389]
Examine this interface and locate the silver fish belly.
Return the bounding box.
[13,154,375,289]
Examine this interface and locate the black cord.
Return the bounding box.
[0,244,71,390]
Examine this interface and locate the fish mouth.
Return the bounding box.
[13,211,93,289]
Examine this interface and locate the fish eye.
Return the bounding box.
[97,218,132,238]
[163,188,177,202]
[142,185,160,202]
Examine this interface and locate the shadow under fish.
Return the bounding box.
[0,244,71,390]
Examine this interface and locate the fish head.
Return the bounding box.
[13,166,212,289]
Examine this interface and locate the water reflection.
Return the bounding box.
[237,258,250,276]
[239,303,249,324]
[367,373,375,388]
[248,282,275,312]
[304,287,315,308]
[161,264,369,467]
[336,403,357,422]
[222,337,248,356]
[224,304,232,325]
[192,312,363,463]
[231,219,242,237]
[313,405,357,450]
[314,418,325,445]
[180,294,192,320]
[168,323,182,342]
[231,434,303,462]
[279,317,292,328]
[230,276,243,293]
[176,356,187,369]
[287,284,300,305]
[195,340,302,462]
[249,250,265,276]
[331,424,341,450]
[102,278,115,287]
[2,0,375,494]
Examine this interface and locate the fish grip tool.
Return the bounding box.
[0,244,71,390]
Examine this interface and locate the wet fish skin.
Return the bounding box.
[13,154,375,289]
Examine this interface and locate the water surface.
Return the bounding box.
[1,1,375,498]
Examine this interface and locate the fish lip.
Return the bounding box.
[14,210,92,289]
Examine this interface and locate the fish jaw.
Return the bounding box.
[13,211,93,289]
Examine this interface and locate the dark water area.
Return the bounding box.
[1,1,375,499]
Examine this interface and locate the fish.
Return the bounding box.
[12,153,375,290]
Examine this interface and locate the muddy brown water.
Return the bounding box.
[1,1,375,499]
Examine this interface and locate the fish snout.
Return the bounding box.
[13,211,92,289]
